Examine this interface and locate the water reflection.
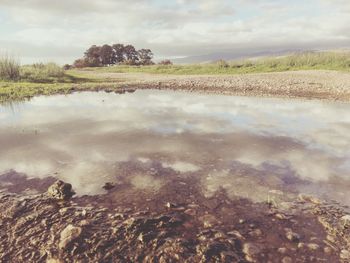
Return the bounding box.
[0,90,350,205]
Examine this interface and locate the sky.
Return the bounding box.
[0,0,350,64]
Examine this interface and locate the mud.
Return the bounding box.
[1,176,350,262]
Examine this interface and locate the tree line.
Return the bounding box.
[73,44,154,68]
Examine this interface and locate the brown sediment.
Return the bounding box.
[1,174,350,262]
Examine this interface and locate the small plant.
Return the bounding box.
[0,55,20,81]
[215,59,229,69]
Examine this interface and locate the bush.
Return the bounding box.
[63,64,72,70]
[20,63,65,83]
[215,59,229,69]
[158,59,173,65]
[0,55,20,80]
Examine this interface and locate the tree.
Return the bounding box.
[112,44,125,64]
[100,44,114,66]
[138,49,154,65]
[123,45,139,65]
[84,45,101,67]
[73,58,89,68]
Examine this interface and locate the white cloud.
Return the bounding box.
[0,0,349,63]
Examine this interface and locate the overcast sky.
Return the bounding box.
[0,0,349,64]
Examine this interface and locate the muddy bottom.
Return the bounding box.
[1,90,350,262]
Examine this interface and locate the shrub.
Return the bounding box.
[63,64,72,70]
[158,59,173,65]
[0,55,20,80]
[215,59,229,69]
[20,63,65,83]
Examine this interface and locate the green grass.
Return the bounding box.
[81,51,350,75]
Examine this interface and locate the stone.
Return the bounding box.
[165,202,176,208]
[242,242,261,262]
[59,224,82,250]
[184,209,196,216]
[249,229,263,238]
[307,243,319,250]
[278,247,288,254]
[200,214,219,228]
[282,256,293,263]
[297,194,321,204]
[285,228,300,242]
[47,180,75,200]
[340,250,350,260]
[340,215,350,226]
[324,247,332,254]
[102,182,115,190]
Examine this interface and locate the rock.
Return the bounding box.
[297,194,321,204]
[275,213,288,220]
[184,209,196,216]
[340,215,350,226]
[47,180,75,200]
[59,224,82,250]
[282,256,293,263]
[242,242,261,262]
[102,182,115,190]
[285,228,300,242]
[340,250,350,260]
[165,202,176,209]
[278,247,288,254]
[324,247,332,254]
[307,243,319,250]
[227,230,245,240]
[200,214,219,228]
[249,229,263,238]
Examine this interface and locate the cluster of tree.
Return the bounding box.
[73,44,154,68]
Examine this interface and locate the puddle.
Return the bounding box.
[1,90,350,205]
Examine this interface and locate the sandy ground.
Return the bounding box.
[83,70,350,101]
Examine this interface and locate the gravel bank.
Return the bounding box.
[90,70,350,101]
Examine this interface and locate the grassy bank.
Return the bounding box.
[79,51,350,75]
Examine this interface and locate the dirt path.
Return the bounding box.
[78,70,350,101]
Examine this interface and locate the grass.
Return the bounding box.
[0,55,20,80]
[82,51,350,75]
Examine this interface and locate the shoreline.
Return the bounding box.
[1,70,350,103]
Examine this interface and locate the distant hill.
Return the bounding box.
[172,49,315,64]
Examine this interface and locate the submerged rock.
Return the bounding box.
[242,242,262,262]
[47,180,75,200]
[59,224,82,250]
[102,182,115,191]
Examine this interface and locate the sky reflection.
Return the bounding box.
[1,90,350,204]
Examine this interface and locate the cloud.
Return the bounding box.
[0,0,349,63]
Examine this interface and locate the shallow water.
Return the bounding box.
[1,90,350,205]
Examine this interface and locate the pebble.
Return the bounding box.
[277,247,288,254]
[282,256,293,263]
[184,209,196,216]
[285,228,300,242]
[340,250,350,260]
[307,243,320,250]
[242,242,261,262]
[324,247,332,254]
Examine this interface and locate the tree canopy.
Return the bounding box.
[73,44,154,68]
